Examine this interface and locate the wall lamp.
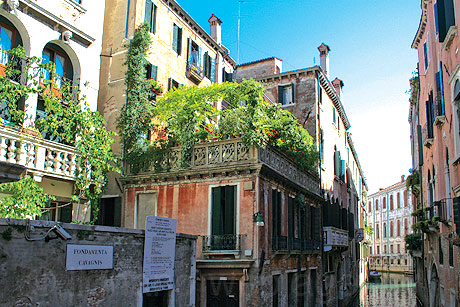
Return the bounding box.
[253,212,264,227]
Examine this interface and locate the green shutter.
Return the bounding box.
[334,151,340,176]
[223,186,235,235]
[152,65,158,81]
[145,0,153,32]
[172,25,178,53]
[151,4,156,34]
[114,197,122,227]
[212,187,223,235]
[454,197,460,235]
[210,56,216,82]
[187,38,192,65]
[203,52,208,77]
[177,27,182,55]
[198,46,202,70]
[278,85,283,104]
[227,72,233,82]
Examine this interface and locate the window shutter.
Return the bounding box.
[340,160,346,181]
[168,77,172,91]
[145,0,153,32]
[198,46,202,70]
[437,0,447,41]
[278,85,283,104]
[453,197,460,235]
[424,42,428,71]
[203,52,208,77]
[439,61,445,115]
[152,65,157,81]
[227,72,233,82]
[334,151,340,176]
[177,27,182,55]
[187,38,192,65]
[172,25,178,53]
[223,186,235,235]
[212,187,223,236]
[434,2,439,35]
[222,68,227,82]
[291,82,296,103]
[152,4,157,34]
[210,57,216,82]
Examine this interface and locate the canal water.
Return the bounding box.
[349,272,421,307]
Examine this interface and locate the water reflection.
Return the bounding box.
[350,273,421,307]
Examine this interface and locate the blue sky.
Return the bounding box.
[178,0,421,193]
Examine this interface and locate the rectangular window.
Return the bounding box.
[146,63,158,81]
[172,24,182,55]
[332,107,337,125]
[377,245,380,254]
[203,52,215,81]
[449,242,454,266]
[211,186,236,236]
[288,272,296,306]
[435,0,456,42]
[222,68,233,82]
[272,190,282,238]
[278,83,295,105]
[273,275,280,307]
[168,77,181,90]
[187,38,201,73]
[397,244,400,253]
[144,0,156,34]
[439,237,444,264]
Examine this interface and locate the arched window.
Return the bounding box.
[383,197,386,209]
[397,193,400,209]
[383,222,387,238]
[376,224,380,239]
[404,190,408,207]
[41,43,74,87]
[404,219,408,236]
[390,195,394,210]
[375,199,379,210]
[390,221,394,237]
[397,220,401,236]
[368,201,372,212]
[0,16,23,65]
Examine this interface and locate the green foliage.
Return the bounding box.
[0,46,119,222]
[117,24,318,175]
[364,223,373,235]
[405,233,422,251]
[118,23,155,170]
[149,80,318,173]
[0,175,55,218]
[406,169,420,189]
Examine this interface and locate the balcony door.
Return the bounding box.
[211,185,236,250]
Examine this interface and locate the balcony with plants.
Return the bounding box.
[119,27,320,195]
[405,233,423,257]
[0,46,118,222]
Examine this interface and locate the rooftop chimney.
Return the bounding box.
[332,78,344,100]
[208,14,222,45]
[401,175,405,183]
[317,43,330,78]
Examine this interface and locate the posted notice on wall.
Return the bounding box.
[143,216,177,293]
[66,244,113,271]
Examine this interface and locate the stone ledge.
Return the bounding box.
[0,218,197,239]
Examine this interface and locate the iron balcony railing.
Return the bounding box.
[202,234,241,251]
[271,236,320,252]
[0,49,25,84]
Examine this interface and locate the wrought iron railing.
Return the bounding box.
[202,234,241,251]
[0,49,25,84]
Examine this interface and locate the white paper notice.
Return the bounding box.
[143,216,177,293]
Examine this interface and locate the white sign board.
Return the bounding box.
[143,216,177,293]
[66,244,113,271]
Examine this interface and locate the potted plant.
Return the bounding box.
[149,79,164,95]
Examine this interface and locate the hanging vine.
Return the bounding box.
[0,46,119,221]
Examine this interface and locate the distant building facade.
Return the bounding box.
[410,0,460,306]
[235,44,368,307]
[366,178,414,273]
[98,0,235,226]
[0,0,105,222]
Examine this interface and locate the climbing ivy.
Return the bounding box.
[0,46,119,221]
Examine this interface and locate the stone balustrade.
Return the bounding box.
[0,127,78,181]
[148,138,320,196]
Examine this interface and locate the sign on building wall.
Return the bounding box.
[66,244,114,271]
[143,216,177,293]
